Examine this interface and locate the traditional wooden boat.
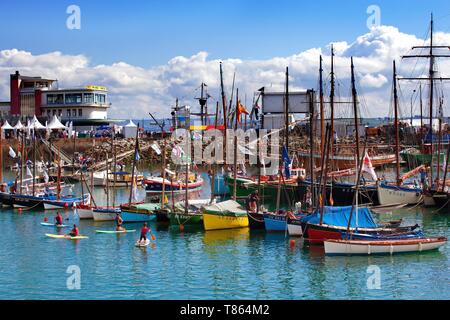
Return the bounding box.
[0,191,14,207]
[75,203,94,219]
[144,174,203,194]
[302,206,420,244]
[93,170,144,187]
[377,182,422,205]
[43,194,88,210]
[247,210,265,229]
[400,147,445,166]
[297,180,379,206]
[298,151,396,170]
[324,237,447,255]
[431,191,450,211]
[120,202,159,222]
[92,207,121,221]
[169,199,211,227]
[287,217,304,236]
[202,200,249,231]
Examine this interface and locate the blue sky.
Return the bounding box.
[1,0,450,68]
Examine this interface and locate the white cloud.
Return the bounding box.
[0,25,449,119]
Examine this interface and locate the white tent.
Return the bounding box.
[47,115,67,130]
[13,120,24,130]
[123,119,138,138]
[27,115,46,130]
[1,120,14,130]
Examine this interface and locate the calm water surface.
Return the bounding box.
[0,171,449,300]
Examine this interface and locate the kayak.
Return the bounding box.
[41,222,69,228]
[95,229,136,234]
[135,239,151,247]
[45,233,88,240]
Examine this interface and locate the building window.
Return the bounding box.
[95,94,106,104]
[65,93,82,104]
[67,109,71,117]
[78,109,83,117]
[58,109,62,116]
[47,94,64,105]
[53,110,56,116]
[84,93,94,103]
[73,109,77,117]
[47,110,51,117]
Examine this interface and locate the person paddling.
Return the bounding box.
[115,212,125,231]
[55,212,63,226]
[139,223,150,243]
[68,224,79,237]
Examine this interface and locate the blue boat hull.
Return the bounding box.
[263,214,287,232]
[121,211,156,222]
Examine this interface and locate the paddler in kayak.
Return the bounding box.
[68,224,79,237]
[115,212,125,231]
[55,212,63,226]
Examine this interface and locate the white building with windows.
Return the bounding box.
[41,85,110,122]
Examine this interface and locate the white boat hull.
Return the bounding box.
[92,211,116,221]
[287,223,303,237]
[76,208,93,219]
[324,238,446,255]
[377,185,422,205]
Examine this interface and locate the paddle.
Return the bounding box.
[149,229,156,241]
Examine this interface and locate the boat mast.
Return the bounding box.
[20,130,24,195]
[319,55,325,155]
[57,145,61,200]
[105,151,109,208]
[420,84,423,140]
[220,62,228,162]
[441,136,450,192]
[210,101,219,203]
[128,124,139,205]
[429,15,435,187]
[285,67,289,153]
[319,124,331,225]
[309,89,315,207]
[112,132,117,207]
[32,130,36,196]
[0,126,3,188]
[330,45,335,170]
[232,88,239,201]
[350,57,361,169]
[184,151,189,216]
[437,98,443,185]
[161,142,167,209]
[393,60,401,186]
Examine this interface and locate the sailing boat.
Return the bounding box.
[377,61,423,205]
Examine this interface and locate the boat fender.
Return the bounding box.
[289,240,296,248]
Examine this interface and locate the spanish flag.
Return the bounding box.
[236,100,249,123]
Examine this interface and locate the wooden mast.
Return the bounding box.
[420,84,423,142]
[285,67,289,153]
[437,98,443,185]
[329,45,335,170]
[393,60,401,186]
[32,130,36,196]
[112,133,117,207]
[429,14,435,187]
[319,124,331,225]
[128,124,139,205]
[105,151,109,208]
[211,101,219,203]
[319,55,325,154]
[220,62,228,162]
[232,88,239,201]
[161,142,167,209]
[57,145,61,200]
[309,89,315,207]
[350,57,361,170]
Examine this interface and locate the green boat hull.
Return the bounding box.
[224,176,298,211]
[400,151,445,166]
[169,212,203,226]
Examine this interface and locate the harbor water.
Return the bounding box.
[0,171,449,300]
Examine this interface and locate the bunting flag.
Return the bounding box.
[26,165,33,178]
[236,100,249,123]
[131,177,138,201]
[361,152,378,180]
[43,168,49,184]
[9,146,16,158]
[150,142,161,155]
[135,150,141,161]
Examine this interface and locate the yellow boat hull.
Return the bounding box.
[202,213,249,231]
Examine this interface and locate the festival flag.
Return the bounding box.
[9,146,16,158]
[151,142,161,155]
[362,152,378,180]
[236,100,249,123]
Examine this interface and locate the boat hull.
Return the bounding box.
[121,210,156,222]
[202,213,249,231]
[169,212,203,226]
[76,208,93,219]
[92,208,120,221]
[263,214,287,232]
[377,184,422,205]
[287,218,303,237]
[247,211,265,229]
[324,237,447,255]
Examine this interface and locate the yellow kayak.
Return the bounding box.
[45,233,89,240]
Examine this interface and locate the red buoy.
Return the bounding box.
[44,217,49,222]
[18,208,22,213]
[289,239,296,248]
[179,224,184,232]
[64,202,69,208]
